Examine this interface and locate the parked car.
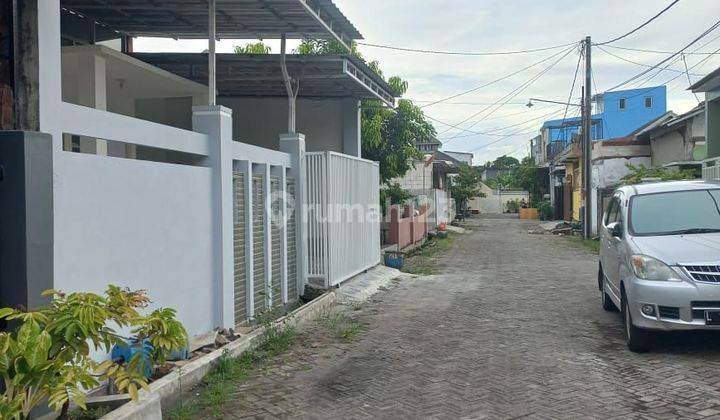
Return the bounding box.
[599,180,720,352]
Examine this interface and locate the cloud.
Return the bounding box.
[136,0,720,165]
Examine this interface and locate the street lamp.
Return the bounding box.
[527,98,582,108]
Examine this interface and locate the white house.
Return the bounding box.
[0,0,396,341]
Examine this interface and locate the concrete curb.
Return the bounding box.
[101,292,336,420]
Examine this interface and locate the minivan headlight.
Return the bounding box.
[630,255,682,281]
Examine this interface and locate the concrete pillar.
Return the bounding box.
[260,163,273,309]
[342,98,361,157]
[37,0,61,151]
[0,131,54,319]
[77,54,108,155]
[237,160,255,319]
[193,105,235,329]
[279,133,308,297]
[12,0,41,131]
[273,165,289,305]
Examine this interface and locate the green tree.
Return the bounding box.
[0,287,187,419]
[296,39,434,183]
[450,165,486,210]
[489,155,520,169]
[234,42,271,54]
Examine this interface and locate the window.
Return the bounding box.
[605,198,618,226]
[644,97,653,108]
[630,190,720,236]
[619,98,626,110]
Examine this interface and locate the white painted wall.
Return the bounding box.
[393,160,433,192]
[54,152,216,338]
[469,183,530,214]
[220,97,345,153]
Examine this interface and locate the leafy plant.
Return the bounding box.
[505,199,521,214]
[234,42,271,54]
[380,183,413,215]
[537,200,554,221]
[620,163,697,185]
[0,286,188,419]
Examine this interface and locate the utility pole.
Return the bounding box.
[582,36,593,239]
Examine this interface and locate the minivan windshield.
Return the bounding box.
[630,189,720,236]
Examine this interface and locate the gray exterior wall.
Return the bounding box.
[0,131,53,317]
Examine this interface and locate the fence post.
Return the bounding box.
[279,133,308,298]
[193,105,235,329]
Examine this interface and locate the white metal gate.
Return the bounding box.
[270,175,282,308]
[286,176,299,299]
[305,152,381,287]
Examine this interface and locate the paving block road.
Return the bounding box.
[204,215,720,420]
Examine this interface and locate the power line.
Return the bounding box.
[440,46,578,141]
[553,49,583,143]
[420,44,579,109]
[595,0,681,46]
[606,19,720,91]
[603,44,718,55]
[596,44,704,77]
[356,41,577,56]
[681,53,702,104]
[433,108,565,140]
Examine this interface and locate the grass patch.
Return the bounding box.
[315,308,367,342]
[565,236,601,254]
[400,233,455,275]
[166,319,297,420]
[68,406,112,420]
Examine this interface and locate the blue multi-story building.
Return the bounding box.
[542,85,668,148]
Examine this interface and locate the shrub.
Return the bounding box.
[0,286,188,418]
[537,200,554,221]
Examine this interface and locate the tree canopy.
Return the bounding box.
[450,165,486,209]
[487,155,520,169]
[296,39,435,183]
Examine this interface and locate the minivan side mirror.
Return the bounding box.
[608,221,623,238]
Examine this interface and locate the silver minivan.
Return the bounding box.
[599,180,720,352]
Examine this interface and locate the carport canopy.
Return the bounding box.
[132,53,397,107]
[60,0,361,45]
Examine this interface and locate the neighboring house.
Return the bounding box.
[390,150,461,231]
[0,1,397,343]
[482,166,514,181]
[469,182,530,214]
[636,105,705,170]
[443,150,474,165]
[416,137,442,153]
[544,86,668,225]
[689,67,720,180]
[539,86,667,165]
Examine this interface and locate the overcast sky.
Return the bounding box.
[136,0,720,165]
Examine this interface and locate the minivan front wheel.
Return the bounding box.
[599,266,616,312]
[622,294,651,353]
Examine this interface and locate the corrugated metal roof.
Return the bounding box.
[132,52,396,105]
[61,0,362,41]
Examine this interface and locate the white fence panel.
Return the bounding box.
[54,152,216,338]
[306,152,381,287]
[703,158,720,180]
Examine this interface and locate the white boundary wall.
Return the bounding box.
[36,0,306,339]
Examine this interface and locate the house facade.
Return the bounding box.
[690,67,720,180]
[0,0,395,342]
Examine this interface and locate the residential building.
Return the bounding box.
[482,166,514,181]
[0,0,397,343]
[544,86,668,225]
[443,150,474,165]
[690,67,720,180]
[416,137,442,153]
[636,106,705,170]
[540,86,667,164]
